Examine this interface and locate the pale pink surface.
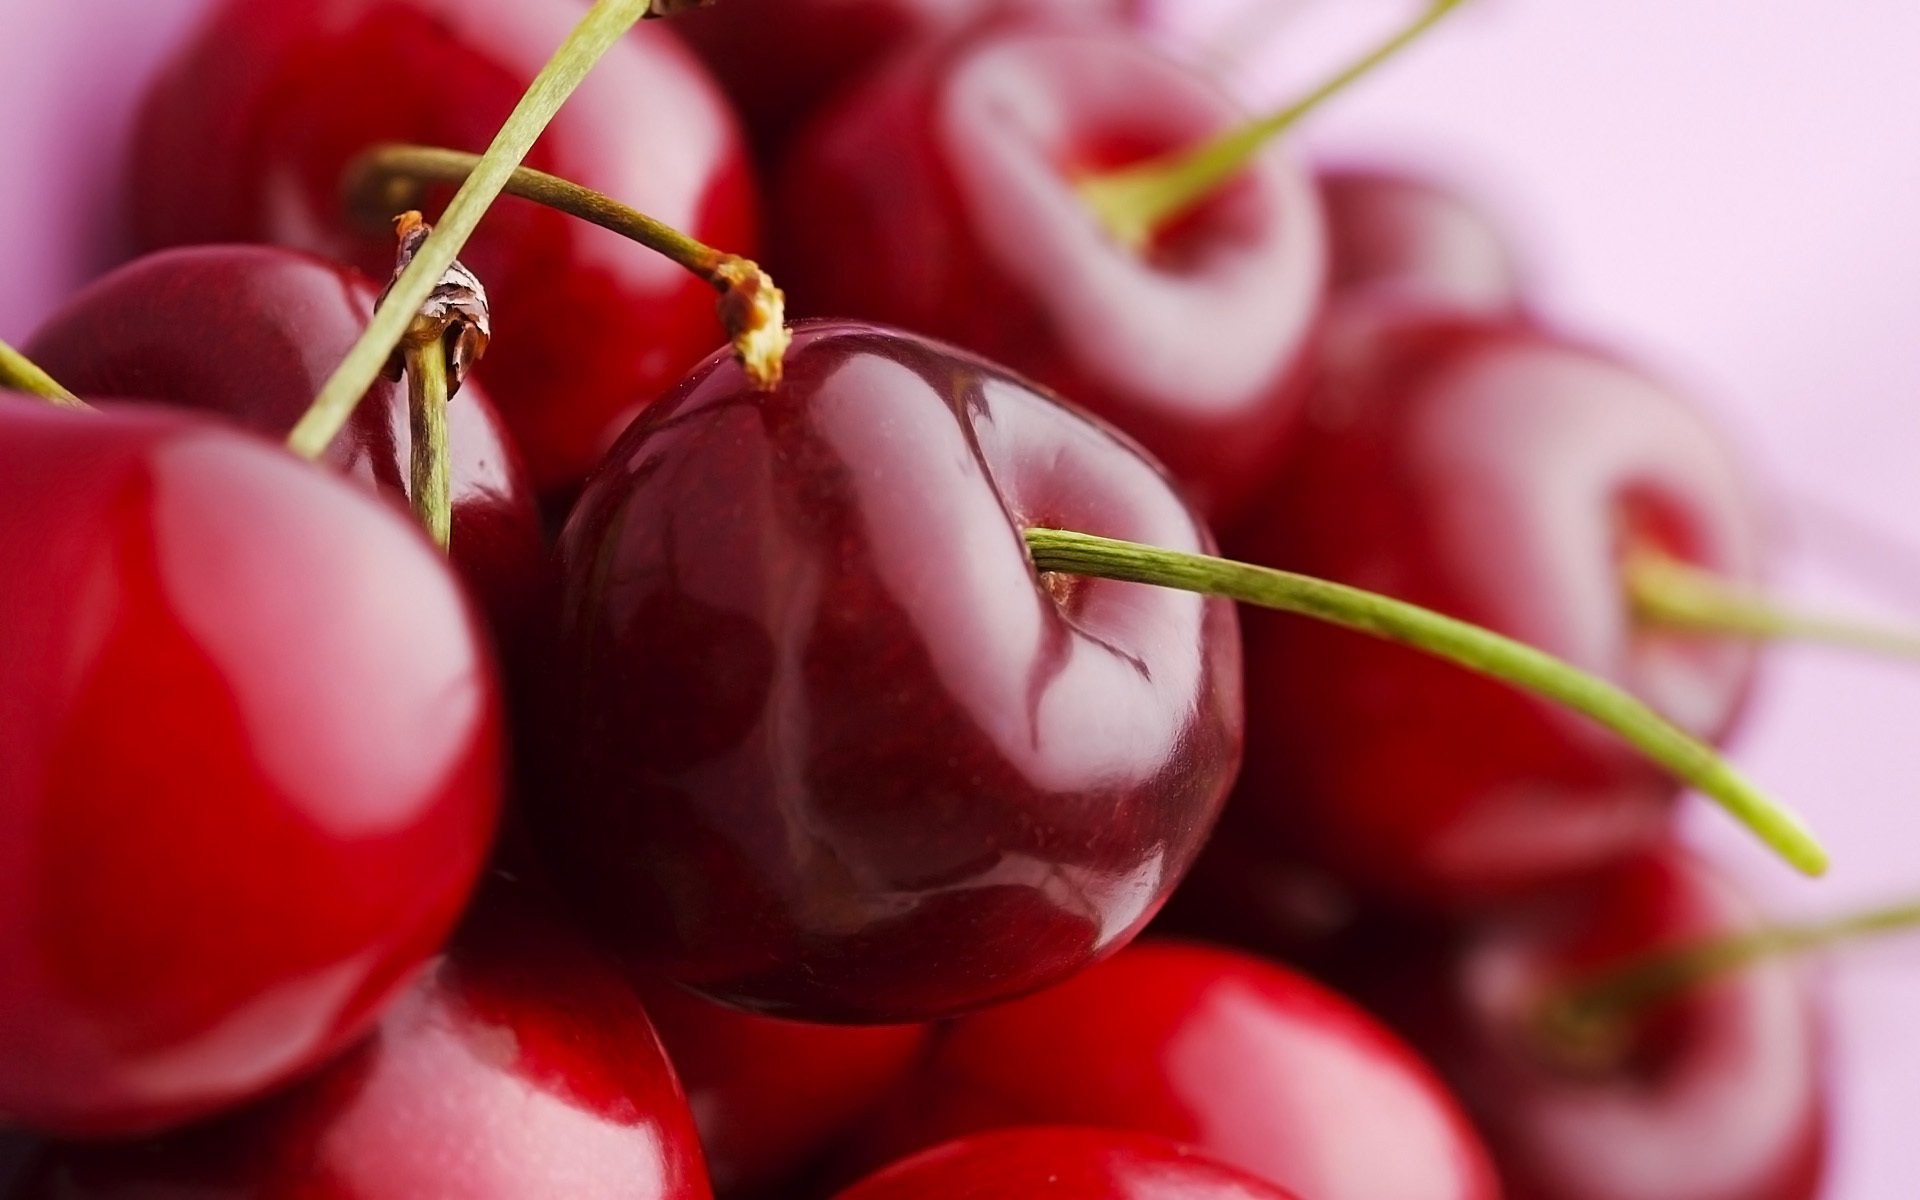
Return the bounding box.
[5,1,1917,1195]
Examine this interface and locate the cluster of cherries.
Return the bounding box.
[0,0,1895,1197]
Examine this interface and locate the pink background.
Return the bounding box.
[5,2,1917,1194]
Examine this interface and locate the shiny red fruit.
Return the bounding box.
[0,401,500,1136]
[635,980,927,1195]
[14,892,712,1198]
[776,24,1324,522]
[833,1128,1300,1200]
[1228,315,1761,906]
[848,940,1497,1200]
[1319,165,1526,317]
[23,244,544,648]
[530,320,1242,1022]
[1390,847,1827,1200]
[129,0,757,491]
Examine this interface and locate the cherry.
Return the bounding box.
[528,319,1243,1022]
[1318,165,1527,317]
[21,244,545,649]
[1226,313,1763,906]
[128,0,758,492]
[844,939,1498,1200]
[633,980,928,1195]
[774,21,1325,522]
[833,1128,1301,1200]
[0,399,500,1136]
[12,889,712,1199]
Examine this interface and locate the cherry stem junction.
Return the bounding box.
[290,0,656,460]
[1079,0,1469,250]
[348,144,790,388]
[0,339,89,411]
[1023,527,1827,877]
[1629,548,1920,661]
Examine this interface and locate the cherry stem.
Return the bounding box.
[289,0,656,460]
[1629,548,1920,661]
[0,338,89,411]
[1079,0,1468,250]
[1023,527,1827,877]
[405,333,453,551]
[346,144,790,387]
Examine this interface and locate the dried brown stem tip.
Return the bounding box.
[379,211,491,392]
[713,256,791,390]
[644,0,714,15]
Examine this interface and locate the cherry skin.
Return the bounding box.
[844,939,1498,1200]
[0,400,500,1137]
[12,888,713,1199]
[1226,314,1762,907]
[23,244,545,650]
[1318,165,1527,318]
[128,0,758,492]
[529,320,1243,1022]
[775,23,1325,523]
[632,980,928,1196]
[833,1128,1301,1200]
[1381,847,1827,1200]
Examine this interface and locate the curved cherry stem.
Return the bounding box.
[1080,0,1469,250]
[1630,548,1920,661]
[291,0,656,460]
[1023,527,1827,877]
[346,144,789,387]
[0,339,89,411]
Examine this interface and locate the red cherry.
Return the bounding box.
[845,939,1498,1200]
[833,1128,1301,1200]
[1228,314,1761,906]
[634,980,928,1195]
[128,0,758,491]
[0,400,500,1136]
[775,23,1325,522]
[13,891,712,1198]
[22,244,545,649]
[528,320,1242,1022]
[1318,165,1527,317]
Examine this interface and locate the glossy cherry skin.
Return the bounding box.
[1226,315,1762,907]
[530,320,1243,1022]
[1383,847,1826,1200]
[129,0,757,492]
[846,940,1497,1200]
[775,24,1325,523]
[1318,165,1527,317]
[633,980,927,1195]
[23,244,545,650]
[13,889,713,1199]
[833,1128,1300,1200]
[0,401,501,1136]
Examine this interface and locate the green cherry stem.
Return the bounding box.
[1022,527,1827,877]
[290,0,655,460]
[1079,0,1469,250]
[0,338,89,410]
[405,334,453,551]
[1629,548,1920,661]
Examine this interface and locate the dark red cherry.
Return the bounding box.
[529,320,1242,1022]
[23,244,544,650]
[13,891,712,1198]
[775,23,1325,523]
[1384,847,1827,1200]
[674,0,1134,155]
[0,400,500,1136]
[833,1128,1301,1200]
[1227,315,1761,906]
[845,940,1497,1200]
[129,0,758,491]
[633,980,928,1195]
[1318,165,1527,317]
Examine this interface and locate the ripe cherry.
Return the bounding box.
[844,939,1497,1200]
[22,244,544,649]
[0,400,500,1136]
[1318,165,1527,317]
[832,1128,1301,1200]
[529,319,1243,1022]
[1227,314,1762,906]
[128,0,757,491]
[774,22,1324,522]
[13,889,712,1198]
